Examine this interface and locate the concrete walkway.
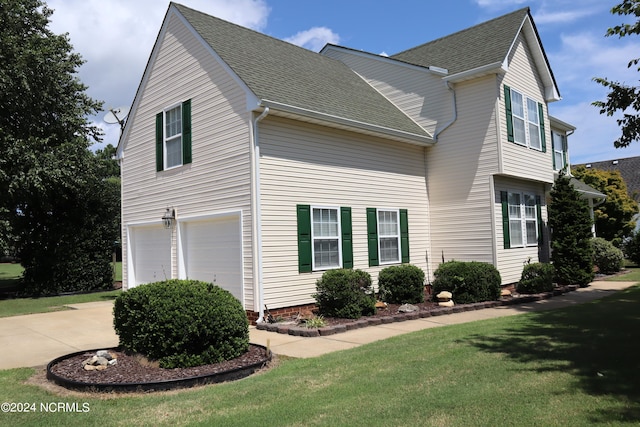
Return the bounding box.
[0,280,635,370]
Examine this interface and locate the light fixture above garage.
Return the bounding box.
[162,208,176,229]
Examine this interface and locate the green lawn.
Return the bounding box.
[1,285,639,426]
[606,267,640,282]
[0,263,23,289]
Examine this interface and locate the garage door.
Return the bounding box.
[181,215,243,301]
[129,225,171,286]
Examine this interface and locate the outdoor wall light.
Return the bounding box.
[162,208,175,229]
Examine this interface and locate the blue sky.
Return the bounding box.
[47,0,640,164]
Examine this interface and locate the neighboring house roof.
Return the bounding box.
[391,7,560,101]
[172,3,432,144]
[570,177,606,201]
[574,156,640,201]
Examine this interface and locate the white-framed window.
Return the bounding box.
[506,86,544,151]
[506,191,538,248]
[164,104,183,169]
[377,209,400,264]
[311,207,341,270]
[552,131,567,171]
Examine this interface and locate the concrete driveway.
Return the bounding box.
[0,280,636,369]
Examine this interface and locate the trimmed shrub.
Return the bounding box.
[378,264,425,304]
[431,261,501,304]
[113,280,249,368]
[516,263,555,294]
[592,237,624,274]
[624,231,640,266]
[313,269,376,319]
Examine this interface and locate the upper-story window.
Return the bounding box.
[504,85,546,152]
[551,131,567,171]
[155,99,192,171]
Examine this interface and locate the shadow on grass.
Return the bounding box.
[468,286,640,423]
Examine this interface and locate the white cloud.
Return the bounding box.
[533,8,597,25]
[474,0,527,10]
[284,27,340,52]
[46,0,270,149]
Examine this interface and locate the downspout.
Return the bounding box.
[252,107,269,323]
[433,81,457,140]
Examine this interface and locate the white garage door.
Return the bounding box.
[129,225,171,286]
[181,215,243,301]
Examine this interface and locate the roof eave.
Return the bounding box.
[258,100,435,147]
[443,61,507,83]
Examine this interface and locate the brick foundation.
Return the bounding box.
[246,303,317,325]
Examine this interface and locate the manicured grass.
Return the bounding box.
[605,267,640,282]
[0,263,23,289]
[0,290,121,318]
[1,286,639,426]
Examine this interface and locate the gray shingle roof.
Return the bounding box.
[574,156,640,201]
[173,3,431,142]
[391,8,529,75]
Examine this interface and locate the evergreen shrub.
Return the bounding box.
[113,280,249,368]
[592,237,624,274]
[516,262,555,294]
[313,269,375,319]
[431,261,501,304]
[624,231,640,266]
[377,264,425,304]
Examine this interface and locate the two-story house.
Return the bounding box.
[117,3,600,322]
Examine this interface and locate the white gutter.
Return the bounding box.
[434,81,457,140]
[260,99,433,146]
[251,107,269,323]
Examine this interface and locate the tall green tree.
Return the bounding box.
[549,173,595,287]
[593,0,640,147]
[572,166,638,245]
[0,0,118,295]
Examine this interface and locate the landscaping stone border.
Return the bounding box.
[46,344,271,393]
[255,285,580,336]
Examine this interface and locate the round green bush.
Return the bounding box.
[431,261,501,304]
[378,264,425,304]
[516,263,555,294]
[592,237,624,274]
[313,269,376,319]
[113,280,249,368]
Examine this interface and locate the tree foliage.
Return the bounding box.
[572,166,638,244]
[593,0,640,148]
[0,0,119,295]
[549,173,595,287]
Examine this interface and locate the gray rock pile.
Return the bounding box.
[82,350,118,371]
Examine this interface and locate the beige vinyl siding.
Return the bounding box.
[499,33,554,183]
[258,116,430,309]
[494,177,547,283]
[322,47,450,136]
[120,13,254,308]
[426,75,500,273]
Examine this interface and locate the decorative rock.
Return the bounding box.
[438,299,455,307]
[96,350,113,360]
[95,365,108,371]
[108,359,118,366]
[96,357,109,366]
[501,289,512,297]
[296,309,315,322]
[398,303,419,313]
[375,301,388,309]
[83,364,96,371]
[436,291,452,300]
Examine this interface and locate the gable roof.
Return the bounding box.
[171,3,432,144]
[391,7,560,101]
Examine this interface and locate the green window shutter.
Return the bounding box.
[536,195,543,245]
[501,191,510,249]
[366,208,379,267]
[340,207,353,269]
[297,205,312,273]
[504,85,514,142]
[155,112,164,172]
[538,102,546,152]
[551,132,556,169]
[400,209,410,263]
[182,99,192,164]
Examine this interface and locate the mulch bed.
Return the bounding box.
[48,345,269,387]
